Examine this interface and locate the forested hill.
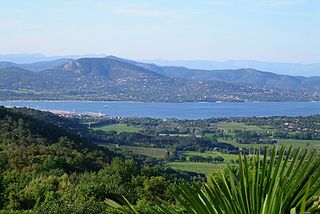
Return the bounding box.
[0,57,319,102]
[135,63,320,92]
[0,106,116,173]
[0,107,202,212]
[7,107,88,135]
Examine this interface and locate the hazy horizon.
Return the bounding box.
[0,52,319,65]
[1,0,319,64]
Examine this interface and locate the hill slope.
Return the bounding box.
[0,107,116,173]
[0,58,72,72]
[0,57,319,102]
[142,59,320,77]
[135,63,320,92]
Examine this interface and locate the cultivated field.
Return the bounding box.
[93,124,141,133]
[183,151,238,162]
[216,122,269,133]
[166,162,226,174]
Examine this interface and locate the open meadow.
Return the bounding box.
[92,124,141,133]
[165,162,226,175]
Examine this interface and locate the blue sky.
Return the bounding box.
[0,0,319,63]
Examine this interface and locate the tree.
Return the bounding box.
[142,176,166,203]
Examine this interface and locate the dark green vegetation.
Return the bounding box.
[0,107,204,213]
[1,107,320,213]
[1,56,320,102]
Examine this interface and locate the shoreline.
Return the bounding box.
[0,100,319,104]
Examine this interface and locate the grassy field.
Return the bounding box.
[93,124,141,133]
[182,151,238,162]
[159,133,190,137]
[217,138,272,149]
[166,162,226,174]
[104,144,168,160]
[217,137,320,150]
[216,122,271,133]
[124,146,168,159]
[215,122,320,150]
[275,139,320,150]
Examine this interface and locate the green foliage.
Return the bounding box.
[142,176,166,203]
[0,107,115,174]
[112,146,320,213]
[2,107,320,213]
[0,108,205,213]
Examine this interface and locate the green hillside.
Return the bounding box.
[0,57,318,102]
[0,107,201,213]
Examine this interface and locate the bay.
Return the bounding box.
[0,101,320,119]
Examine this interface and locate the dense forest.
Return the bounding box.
[0,107,203,213]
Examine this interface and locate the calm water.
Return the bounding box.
[1,101,320,119]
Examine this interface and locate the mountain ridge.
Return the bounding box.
[0,56,319,102]
[141,59,320,77]
[1,53,319,76]
[130,61,320,92]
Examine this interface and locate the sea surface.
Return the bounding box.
[1,101,320,119]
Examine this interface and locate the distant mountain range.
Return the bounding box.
[0,58,72,72]
[0,55,319,102]
[142,59,320,77]
[137,65,320,92]
[0,53,106,64]
[1,53,319,76]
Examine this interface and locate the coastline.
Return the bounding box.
[0,99,319,104]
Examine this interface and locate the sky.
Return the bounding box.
[0,0,319,63]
